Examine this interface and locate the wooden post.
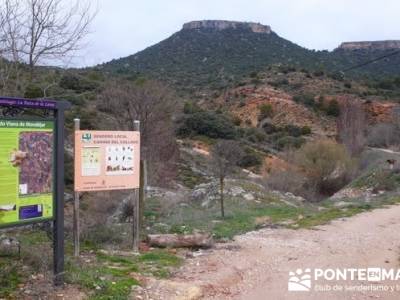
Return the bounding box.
[73,118,80,257]
[133,120,140,253]
[139,160,145,229]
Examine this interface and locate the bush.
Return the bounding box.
[373,169,400,192]
[301,126,312,135]
[258,103,273,120]
[232,115,242,126]
[313,70,324,77]
[284,124,304,137]
[270,78,289,87]
[325,99,340,117]
[24,84,43,99]
[367,123,400,148]
[177,111,237,139]
[183,101,202,114]
[81,224,124,246]
[295,140,355,196]
[275,136,306,150]
[344,82,352,89]
[262,122,278,134]
[293,93,316,108]
[242,127,267,143]
[237,147,263,169]
[266,169,310,199]
[59,73,98,92]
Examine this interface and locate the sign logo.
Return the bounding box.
[81,133,92,143]
[288,269,312,291]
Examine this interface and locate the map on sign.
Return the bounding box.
[74,130,140,192]
[0,119,54,227]
[82,147,101,176]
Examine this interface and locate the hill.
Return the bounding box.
[99,20,400,93]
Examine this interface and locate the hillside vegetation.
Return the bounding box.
[99,22,400,94]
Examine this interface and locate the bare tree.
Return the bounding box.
[0,0,95,78]
[336,100,366,156]
[98,79,179,186]
[367,123,400,149]
[0,0,24,93]
[211,140,243,218]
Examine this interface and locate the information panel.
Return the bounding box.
[0,119,54,227]
[74,131,140,192]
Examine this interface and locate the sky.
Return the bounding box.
[72,0,400,67]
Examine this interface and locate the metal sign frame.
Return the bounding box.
[0,96,70,286]
[0,117,55,229]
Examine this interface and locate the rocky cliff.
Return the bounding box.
[182,20,272,34]
[337,40,400,51]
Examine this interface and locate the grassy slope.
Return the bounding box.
[0,230,181,299]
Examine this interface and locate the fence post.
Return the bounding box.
[73,118,80,257]
[133,120,140,253]
[139,160,146,229]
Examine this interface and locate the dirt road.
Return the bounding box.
[143,205,400,300]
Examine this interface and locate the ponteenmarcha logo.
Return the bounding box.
[82,133,92,142]
[288,269,312,291]
[288,267,400,292]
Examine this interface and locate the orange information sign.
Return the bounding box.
[74,131,140,192]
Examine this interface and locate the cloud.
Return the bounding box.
[72,0,400,67]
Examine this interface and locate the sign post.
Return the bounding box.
[0,97,70,286]
[133,121,140,253]
[73,118,80,257]
[74,125,141,253]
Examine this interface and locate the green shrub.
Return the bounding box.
[293,93,316,108]
[232,115,242,126]
[237,147,263,169]
[242,127,267,143]
[183,101,202,114]
[262,122,278,134]
[295,140,355,196]
[177,111,237,139]
[258,103,273,120]
[59,74,98,92]
[270,78,289,87]
[275,136,306,150]
[284,124,304,137]
[313,70,324,77]
[24,84,43,99]
[326,99,340,117]
[301,126,312,135]
[344,82,352,89]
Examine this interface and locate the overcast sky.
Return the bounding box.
[73,0,400,67]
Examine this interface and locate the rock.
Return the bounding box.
[331,187,364,200]
[243,193,255,201]
[192,250,205,257]
[229,186,245,197]
[0,237,20,256]
[191,188,207,201]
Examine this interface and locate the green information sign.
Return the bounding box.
[0,119,54,227]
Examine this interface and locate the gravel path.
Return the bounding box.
[143,205,400,300]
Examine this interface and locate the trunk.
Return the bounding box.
[220,176,225,218]
[147,233,213,248]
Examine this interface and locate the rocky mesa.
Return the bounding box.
[182,20,272,34]
[337,40,400,50]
